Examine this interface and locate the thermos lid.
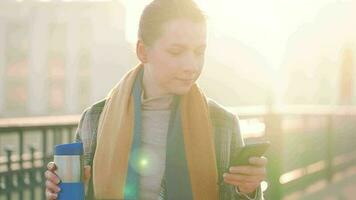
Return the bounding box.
[55,142,83,155]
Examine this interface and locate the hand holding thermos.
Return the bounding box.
[44,143,91,200]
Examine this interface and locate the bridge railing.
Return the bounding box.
[0,116,79,200]
[1,106,356,199]
[232,105,356,199]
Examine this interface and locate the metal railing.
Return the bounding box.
[234,105,356,199]
[1,106,356,199]
[0,116,79,200]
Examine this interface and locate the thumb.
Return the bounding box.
[47,161,57,171]
[83,165,91,185]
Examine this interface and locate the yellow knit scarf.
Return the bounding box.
[92,64,218,199]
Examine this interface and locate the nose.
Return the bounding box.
[181,52,201,74]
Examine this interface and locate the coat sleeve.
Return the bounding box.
[73,106,102,200]
[73,109,94,166]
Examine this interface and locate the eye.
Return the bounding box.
[167,48,183,56]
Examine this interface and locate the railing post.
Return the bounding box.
[42,128,48,163]
[29,145,37,200]
[53,128,62,147]
[18,130,24,200]
[67,127,74,142]
[325,115,334,182]
[41,128,48,200]
[264,111,283,200]
[5,147,13,200]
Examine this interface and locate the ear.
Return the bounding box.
[136,40,148,63]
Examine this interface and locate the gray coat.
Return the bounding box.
[74,98,263,200]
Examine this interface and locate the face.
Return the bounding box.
[141,18,207,95]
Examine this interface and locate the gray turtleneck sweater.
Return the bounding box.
[138,93,173,200]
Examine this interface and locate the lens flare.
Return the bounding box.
[140,158,148,167]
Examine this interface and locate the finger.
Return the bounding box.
[46,189,58,200]
[229,166,266,176]
[223,173,264,183]
[44,170,61,185]
[238,182,259,194]
[46,180,61,193]
[223,177,244,187]
[47,162,57,171]
[249,156,268,166]
[84,165,91,184]
[224,178,259,191]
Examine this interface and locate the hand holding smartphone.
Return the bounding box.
[230,141,270,166]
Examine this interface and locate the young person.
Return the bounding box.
[45,0,267,199]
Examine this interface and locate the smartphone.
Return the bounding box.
[230,141,270,166]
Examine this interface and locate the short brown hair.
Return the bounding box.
[138,0,206,46]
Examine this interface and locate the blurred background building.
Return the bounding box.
[1,0,355,118]
[281,1,356,105]
[0,0,136,117]
[0,0,276,118]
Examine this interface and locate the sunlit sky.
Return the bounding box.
[118,0,355,70]
[40,0,356,105]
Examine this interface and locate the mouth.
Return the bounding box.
[176,78,194,81]
[176,78,194,85]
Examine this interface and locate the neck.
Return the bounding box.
[142,65,171,99]
[141,65,173,110]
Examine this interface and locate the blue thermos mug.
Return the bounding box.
[54,142,85,200]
